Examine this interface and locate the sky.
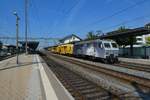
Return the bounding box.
[0,0,150,46]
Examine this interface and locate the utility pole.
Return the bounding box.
[25,0,28,54]
[13,11,20,64]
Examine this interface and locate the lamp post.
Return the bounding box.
[13,11,20,64]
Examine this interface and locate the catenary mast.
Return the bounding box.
[25,0,28,54]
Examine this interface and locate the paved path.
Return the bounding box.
[119,57,150,65]
[0,54,44,100]
[0,54,74,100]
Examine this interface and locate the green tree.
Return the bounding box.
[113,26,137,57]
[145,23,150,29]
[86,31,99,40]
[113,26,136,46]
[145,36,150,45]
[96,30,104,36]
[117,26,128,32]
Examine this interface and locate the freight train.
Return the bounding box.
[48,39,119,63]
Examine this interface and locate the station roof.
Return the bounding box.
[100,27,150,39]
[19,41,39,50]
[3,44,16,48]
[59,34,82,42]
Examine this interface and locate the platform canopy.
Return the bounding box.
[19,41,39,51]
[100,27,150,39]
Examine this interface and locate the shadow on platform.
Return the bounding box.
[0,61,45,71]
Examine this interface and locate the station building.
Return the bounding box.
[19,41,39,53]
[0,44,18,57]
[59,34,82,44]
[136,23,150,45]
[100,23,150,58]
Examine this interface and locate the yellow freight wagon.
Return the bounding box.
[55,45,60,54]
[59,44,74,55]
[53,46,57,53]
[65,44,74,55]
[59,45,65,54]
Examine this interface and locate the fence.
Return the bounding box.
[119,46,150,59]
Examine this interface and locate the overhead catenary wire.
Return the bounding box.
[48,0,66,34]
[56,0,80,23]
[51,0,80,34]
[23,0,149,40]
[63,0,80,17]
[30,0,44,35]
[79,0,148,30]
[25,0,61,46]
[57,0,65,13]
[102,13,150,32]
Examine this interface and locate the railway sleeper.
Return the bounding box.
[73,83,91,87]
[87,95,113,100]
[84,92,110,99]
[76,85,95,90]
[69,80,86,83]
[42,55,121,99]
[71,81,88,85]
[80,88,102,94]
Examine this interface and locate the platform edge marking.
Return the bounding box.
[36,55,58,100]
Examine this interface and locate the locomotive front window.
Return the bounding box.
[104,43,111,48]
[99,43,102,48]
[111,43,117,48]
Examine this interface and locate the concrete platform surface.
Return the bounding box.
[119,57,150,65]
[0,54,73,100]
[0,54,44,100]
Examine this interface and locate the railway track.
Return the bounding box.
[49,53,150,88]
[41,54,119,100]
[40,52,150,100]
[42,50,150,98]
[114,62,150,73]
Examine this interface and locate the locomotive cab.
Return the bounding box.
[102,41,119,63]
[73,39,119,64]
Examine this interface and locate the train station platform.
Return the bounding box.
[0,54,73,100]
[119,57,150,65]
